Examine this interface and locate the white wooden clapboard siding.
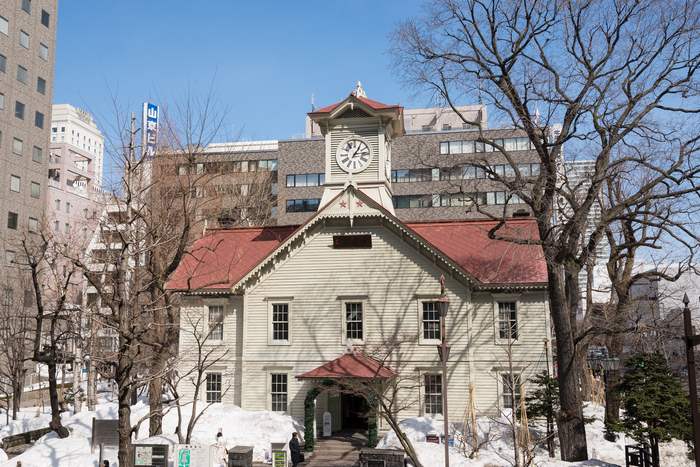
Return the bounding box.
[177,220,550,420]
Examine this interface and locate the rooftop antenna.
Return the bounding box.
[310,93,315,112]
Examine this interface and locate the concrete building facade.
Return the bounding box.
[0,0,57,295]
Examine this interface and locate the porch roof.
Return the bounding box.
[297,352,397,380]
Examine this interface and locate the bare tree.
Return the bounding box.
[393,0,700,460]
[0,275,32,421]
[169,311,231,444]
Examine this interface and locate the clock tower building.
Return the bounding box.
[308,83,404,214]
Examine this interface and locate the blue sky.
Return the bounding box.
[54,1,429,142]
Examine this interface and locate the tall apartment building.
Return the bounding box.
[47,104,105,245]
[0,0,57,295]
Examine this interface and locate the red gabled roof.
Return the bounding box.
[311,95,401,115]
[166,216,547,292]
[165,226,297,291]
[297,352,397,379]
[406,219,547,286]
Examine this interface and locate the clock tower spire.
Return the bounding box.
[308,85,404,214]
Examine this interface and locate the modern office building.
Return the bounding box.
[0,0,57,296]
[47,104,105,245]
[161,85,542,229]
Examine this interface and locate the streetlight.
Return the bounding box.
[682,294,700,467]
[436,275,450,467]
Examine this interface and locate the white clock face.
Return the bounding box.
[336,138,372,173]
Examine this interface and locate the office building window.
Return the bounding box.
[10,175,20,193]
[498,301,518,340]
[21,0,31,14]
[53,220,59,232]
[271,373,288,412]
[28,217,38,233]
[30,181,40,199]
[16,65,28,84]
[15,101,25,120]
[55,199,60,210]
[393,195,433,209]
[285,198,320,213]
[286,173,325,187]
[205,373,222,403]
[6,250,15,265]
[0,54,5,73]
[424,374,443,415]
[422,301,441,340]
[7,212,18,230]
[41,10,49,27]
[271,303,289,342]
[208,305,224,340]
[64,222,69,233]
[37,77,46,94]
[39,43,48,61]
[12,138,23,155]
[65,202,70,213]
[0,93,4,109]
[345,302,363,340]
[34,111,44,129]
[0,16,8,35]
[32,146,42,162]
[19,30,29,49]
[501,373,522,409]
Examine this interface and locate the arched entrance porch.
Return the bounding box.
[297,351,397,452]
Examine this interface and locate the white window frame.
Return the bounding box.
[0,16,8,36]
[418,298,442,345]
[342,300,364,344]
[423,373,443,416]
[492,294,520,344]
[10,175,20,193]
[30,181,39,199]
[207,304,224,341]
[19,30,29,49]
[269,301,290,345]
[205,372,222,403]
[499,372,522,410]
[269,371,289,413]
[267,297,293,345]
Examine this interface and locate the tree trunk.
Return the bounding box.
[148,350,166,436]
[12,372,23,420]
[548,265,588,461]
[87,318,96,411]
[118,381,134,467]
[74,343,83,413]
[47,360,68,437]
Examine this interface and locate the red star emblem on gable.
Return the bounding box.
[356,200,364,207]
[339,200,347,208]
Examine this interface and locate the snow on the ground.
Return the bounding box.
[2,398,692,467]
[377,403,693,466]
[1,391,301,467]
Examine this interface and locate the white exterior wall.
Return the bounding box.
[177,220,550,427]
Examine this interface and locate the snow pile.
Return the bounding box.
[1,394,301,467]
[378,403,693,467]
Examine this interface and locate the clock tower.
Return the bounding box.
[308,83,404,214]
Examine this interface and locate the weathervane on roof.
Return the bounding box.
[353,81,367,98]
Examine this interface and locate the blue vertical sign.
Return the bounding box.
[142,102,159,159]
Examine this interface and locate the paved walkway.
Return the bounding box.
[304,431,366,467]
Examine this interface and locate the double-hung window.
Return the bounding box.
[208,305,224,340]
[422,301,441,341]
[501,373,522,409]
[345,302,363,341]
[498,301,518,340]
[271,303,289,342]
[271,373,288,412]
[424,374,443,415]
[205,372,222,403]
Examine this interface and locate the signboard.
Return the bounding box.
[323,411,332,437]
[132,444,169,467]
[142,102,159,159]
[273,450,287,467]
[90,418,119,452]
[174,444,211,467]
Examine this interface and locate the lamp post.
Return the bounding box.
[436,276,451,467]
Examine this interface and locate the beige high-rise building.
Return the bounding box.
[0,0,57,298]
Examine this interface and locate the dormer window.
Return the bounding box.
[333,234,372,249]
